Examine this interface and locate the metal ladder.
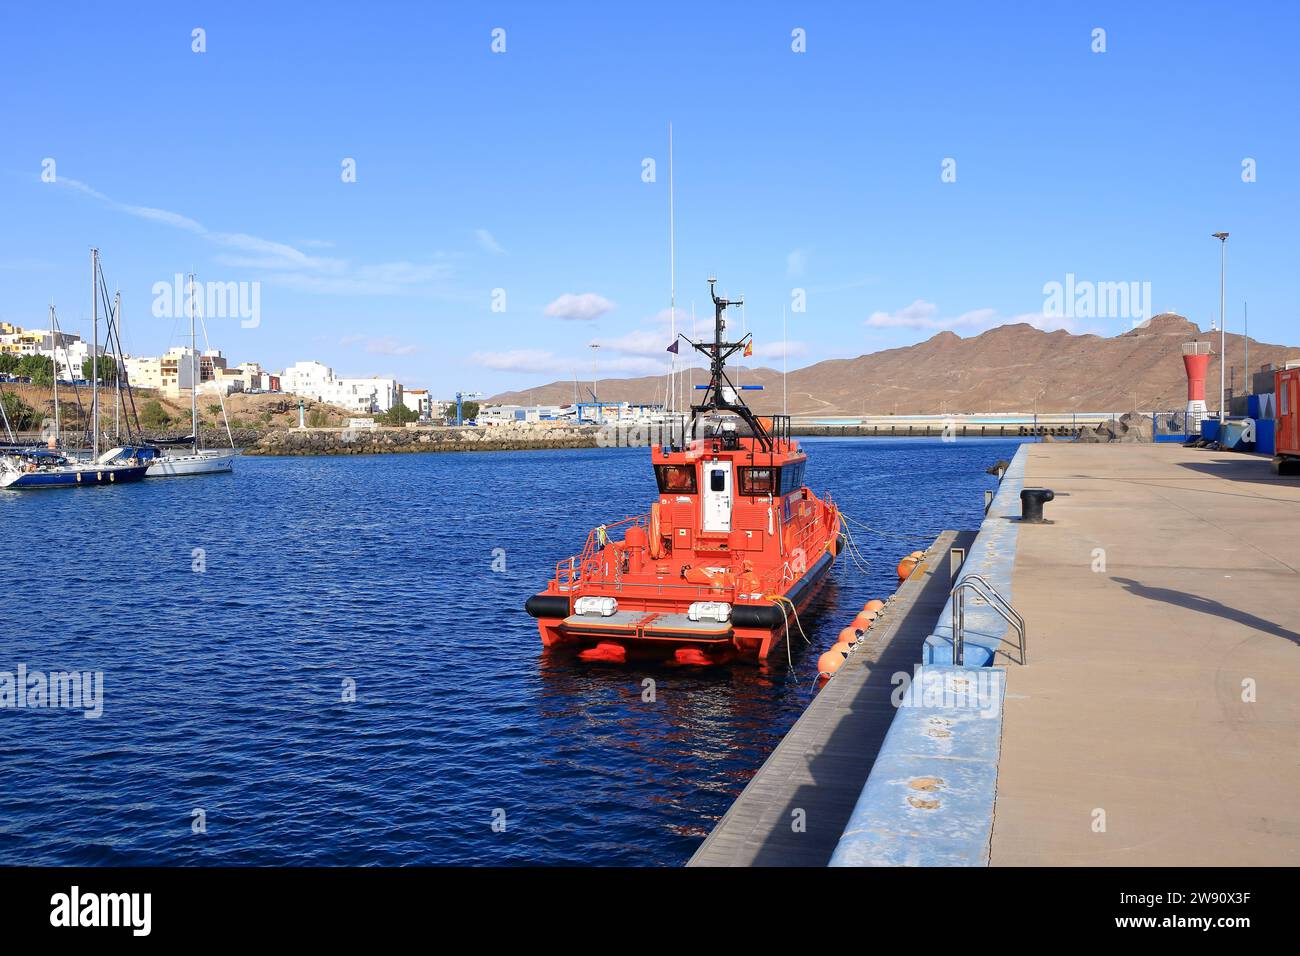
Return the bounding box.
[951,573,1027,665]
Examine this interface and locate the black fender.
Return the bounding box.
[525,594,571,619]
[732,550,834,629]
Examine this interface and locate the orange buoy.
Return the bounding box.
[864,599,886,613]
[852,610,876,631]
[897,552,925,581]
[818,638,854,675]
[837,626,859,644]
[817,649,844,677]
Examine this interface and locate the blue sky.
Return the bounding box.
[1,1,1296,394]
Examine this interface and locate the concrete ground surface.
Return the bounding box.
[992,443,1300,865]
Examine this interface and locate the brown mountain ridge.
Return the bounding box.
[488,314,1300,415]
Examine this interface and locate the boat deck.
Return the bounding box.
[688,529,975,866]
[991,444,1300,865]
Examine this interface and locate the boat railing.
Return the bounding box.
[554,513,649,589]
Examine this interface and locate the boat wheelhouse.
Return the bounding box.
[526,279,842,664]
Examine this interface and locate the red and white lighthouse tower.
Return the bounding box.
[1182,340,1212,429]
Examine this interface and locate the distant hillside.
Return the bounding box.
[488,315,1300,414]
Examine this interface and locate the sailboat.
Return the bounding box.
[146,273,238,477]
[0,250,153,489]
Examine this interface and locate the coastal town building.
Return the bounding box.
[401,388,432,419]
[280,360,401,414]
[2,322,105,381]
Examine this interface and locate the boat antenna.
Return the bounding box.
[682,278,772,451]
[668,122,676,414]
[782,302,788,417]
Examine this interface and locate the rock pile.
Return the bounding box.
[1074,412,1154,443]
[246,424,602,456]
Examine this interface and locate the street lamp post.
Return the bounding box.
[1212,232,1229,418]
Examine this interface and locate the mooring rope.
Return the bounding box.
[840,511,936,543]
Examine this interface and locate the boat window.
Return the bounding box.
[779,458,807,495]
[738,466,776,495]
[654,464,697,493]
[710,469,727,492]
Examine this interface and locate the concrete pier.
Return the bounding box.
[688,530,974,866]
[990,444,1300,865]
[690,442,1300,867]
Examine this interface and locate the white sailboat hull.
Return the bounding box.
[146,450,238,476]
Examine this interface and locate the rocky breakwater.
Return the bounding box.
[1069,411,1157,443]
[245,423,602,456]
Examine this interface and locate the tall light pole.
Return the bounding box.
[589,342,600,412]
[1212,232,1228,418]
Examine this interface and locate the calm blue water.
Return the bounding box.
[0,437,1024,866]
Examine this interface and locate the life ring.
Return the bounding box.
[648,503,666,560]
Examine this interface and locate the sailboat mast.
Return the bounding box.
[91,248,99,459]
[113,290,121,441]
[189,273,199,452]
[50,303,59,447]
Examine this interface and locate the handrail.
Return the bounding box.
[951,574,1027,665]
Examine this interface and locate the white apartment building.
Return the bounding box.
[236,362,269,391]
[125,347,197,396]
[2,323,104,381]
[201,367,245,397]
[44,337,99,382]
[281,360,401,414]
[401,388,432,418]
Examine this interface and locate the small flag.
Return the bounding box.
[743,340,753,358]
[666,340,679,354]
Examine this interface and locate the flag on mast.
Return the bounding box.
[743,339,753,358]
[666,340,679,354]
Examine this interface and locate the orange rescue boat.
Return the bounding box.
[526,279,843,664]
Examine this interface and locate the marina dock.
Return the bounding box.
[692,442,1300,867]
[688,530,976,866]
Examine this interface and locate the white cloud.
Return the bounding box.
[475,229,506,255]
[750,340,808,359]
[543,292,615,321]
[596,327,675,358]
[865,299,996,330]
[472,349,569,374]
[51,175,454,297]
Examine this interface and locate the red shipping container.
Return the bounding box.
[1276,367,1300,460]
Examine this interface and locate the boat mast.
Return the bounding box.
[189,272,199,452]
[782,303,788,417]
[668,122,676,415]
[686,279,771,450]
[113,290,122,441]
[91,248,99,459]
[49,303,59,447]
